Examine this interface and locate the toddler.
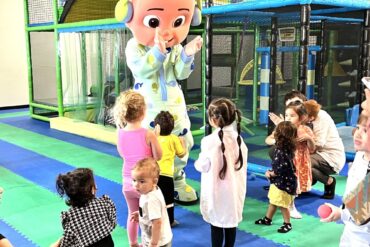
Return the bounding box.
[154,111,187,226]
[130,158,172,247]
[255,121,297,233]
[51,168,116,247]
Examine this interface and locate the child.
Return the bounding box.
[113,90,162,247]
[130,158,172,247]
[255,121,297,233]
[154,111,187,226]
[322,113,370,245]
[285,101,315,218]
[194,98,248,247]
[51,168,116,247]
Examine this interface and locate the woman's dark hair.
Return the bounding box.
[56,168,96,207]
[274,121,297,157]
[154,111,174,136]
[284,90,307,104]
[207,98,243,180]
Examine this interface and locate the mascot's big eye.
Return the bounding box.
[173,16,185,28]
[143,15,160,28]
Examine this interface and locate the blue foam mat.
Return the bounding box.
[0,139,284,247]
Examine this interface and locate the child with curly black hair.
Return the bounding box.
[255,121,298,233]
[51,168,117,247]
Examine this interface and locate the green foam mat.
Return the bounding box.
[0,166,128,246]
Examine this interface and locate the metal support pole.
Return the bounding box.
[205,0,213,135]
[317,20,326,103]
[53,0,64,116]
[326,31,336,107]
[298,4,311,94]
[268,17,278,134]
[260,53,270,125]
[252,25,260,123]
[307,53,316,99]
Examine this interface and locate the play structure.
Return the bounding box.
[23,0,370,140]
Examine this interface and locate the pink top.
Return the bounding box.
[117,128,153,188]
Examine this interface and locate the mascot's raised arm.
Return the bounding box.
[115,0,203,204]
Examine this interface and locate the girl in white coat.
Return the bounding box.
[195,98,248,247]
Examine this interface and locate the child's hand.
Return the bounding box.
[154,28,166,54]
[130,211,139,223]
[265,170,274,179]
[184,36,203,56]
[154,124,161,136]
[49,238,61,247]
[320,203,341,223]
[269,112,284,126]
[297,134,309,142]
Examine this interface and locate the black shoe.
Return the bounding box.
[321,177,336,199]
[255,216,272,225]
[277,222,292,233]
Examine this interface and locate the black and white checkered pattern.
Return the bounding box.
[60,195,117,247]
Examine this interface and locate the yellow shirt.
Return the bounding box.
[158,134,186,177]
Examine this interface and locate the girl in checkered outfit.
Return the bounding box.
[113,90,162,247]
[51,168,117,247]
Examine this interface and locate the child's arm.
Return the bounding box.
[265,131,276,145]
[147,130,162,161]
[149,218,162,247]
[175,136,187,158]
[194,139,211,172]
[297,127,316,153]
[297,133,316,152]
[130,211,139,223]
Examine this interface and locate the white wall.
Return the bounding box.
[0,0,28,107]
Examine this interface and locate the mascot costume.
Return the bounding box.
[115,0,203,203]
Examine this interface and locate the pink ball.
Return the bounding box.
[317,204,332,219]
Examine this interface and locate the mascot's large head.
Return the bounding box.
[115,0,202,48]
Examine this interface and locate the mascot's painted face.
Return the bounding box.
[126,0,195,48]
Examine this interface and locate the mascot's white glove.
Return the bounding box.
[184,36,203,56]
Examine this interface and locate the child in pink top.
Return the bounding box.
[113,90,162,247]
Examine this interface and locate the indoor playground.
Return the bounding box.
[1,0,370,246]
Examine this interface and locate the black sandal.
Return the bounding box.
[277,222,292,233]
[255,216,272,225]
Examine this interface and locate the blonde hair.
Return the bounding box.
[113,90,146,127]
[133,158,160,180]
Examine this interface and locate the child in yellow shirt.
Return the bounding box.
[154,111,187,226]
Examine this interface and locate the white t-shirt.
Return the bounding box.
[195,124,248,228]
[312,110,345,173]
[340,151,370,246]
[139,187,172,247]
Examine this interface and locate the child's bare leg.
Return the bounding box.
[280,207,290,224]
[266,204,277,219]
[278,207,292,233]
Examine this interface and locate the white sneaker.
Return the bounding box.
[290,205,302,219]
